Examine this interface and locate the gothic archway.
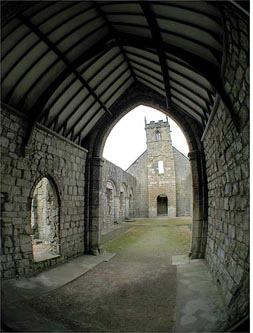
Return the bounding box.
[85,87,207,259]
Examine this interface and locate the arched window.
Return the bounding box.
[119,184,127,219]
[129,188,134,218]
[105,181,115,217]
[31,177,60,262]
[156,131,161,141]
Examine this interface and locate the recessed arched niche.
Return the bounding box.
[30,177,60,262]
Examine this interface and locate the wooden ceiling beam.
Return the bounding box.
[94,1,137,81]
[27,34,114,122]
[140,2,171,108]
[58,58,127,136]
[129,56,212,101]
[46,50,122,129]
[18,14,112,117]
[66,65,130,139]
[102,11,221,43]
[116,31,238,127]
[73,74,132,142]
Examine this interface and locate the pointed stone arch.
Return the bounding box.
[30,175,60,262]
[85,83,207,259]
[103,179,117,230]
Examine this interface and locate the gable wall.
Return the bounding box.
[127,151,149,217]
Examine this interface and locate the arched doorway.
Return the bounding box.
[30,177,60,261]
[157,194,168,216]
[86,88,208,259]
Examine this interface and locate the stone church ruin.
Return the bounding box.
[101,117,192,231]
[1,1,249,330]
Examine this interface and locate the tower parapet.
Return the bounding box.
[145,117,169,129]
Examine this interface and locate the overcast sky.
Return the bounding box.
[103,105,189,170]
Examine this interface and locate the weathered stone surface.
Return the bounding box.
[1,108,87,278]
[101,159,136,230]
[204,6,249,322]
[127,120,191,218]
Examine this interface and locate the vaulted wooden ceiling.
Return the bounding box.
[1,1,247,145]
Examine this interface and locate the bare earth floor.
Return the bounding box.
[2,217,228,332]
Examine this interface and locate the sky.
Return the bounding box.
[103,105,189,170]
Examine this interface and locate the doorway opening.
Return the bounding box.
[30,177,60,262]
[157,194,168,215]
[98,105,198,256]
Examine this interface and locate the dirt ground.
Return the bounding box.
[28,217,192,332]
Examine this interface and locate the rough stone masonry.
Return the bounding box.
[1,106,87,278]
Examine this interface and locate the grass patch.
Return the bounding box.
[104,217,192,259]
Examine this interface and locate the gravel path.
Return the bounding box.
[28,218,191,332]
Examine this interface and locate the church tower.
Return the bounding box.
[145,118,176,217]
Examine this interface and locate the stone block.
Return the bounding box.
[1,137,9,148]
[234,265,244,284]
[20,241,32,254]
[12,217,23,225]
[9,122,20,133]
[224,198,229,210]
[16,178,31,188]
[4,237,13,248]
[20,234,31,243]
[2,175,16,185]
[3,224,13,236]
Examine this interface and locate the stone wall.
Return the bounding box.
[1,107,87,278]
[128,147,192,218]
[173,148,192,216]
[203,5,249,322]
[101,159,136,230]
[127,151,149,217]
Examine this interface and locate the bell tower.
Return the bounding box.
[145,117,176,217]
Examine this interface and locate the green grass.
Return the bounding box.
[104,217,192,259]
[133,217,192,225]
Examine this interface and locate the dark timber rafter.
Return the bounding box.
[18,13,112,146]
[94,1,137,82]
[116,32,239,131]
[61,58,127,137]
[46,50,122,130]
[69,65,130,140]
[18,14,111,117]
[128,56,212,104]
[74,74,132,142]
[30,35,113,123]
[140,2,171,109]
